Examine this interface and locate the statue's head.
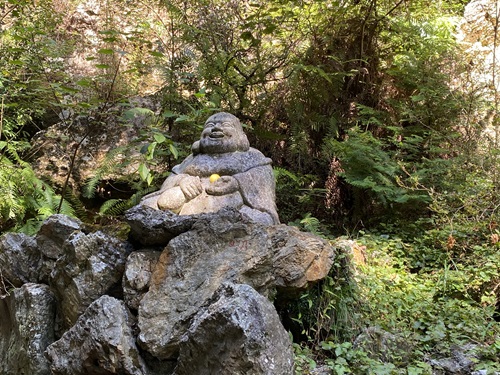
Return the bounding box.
[197,112,250,154]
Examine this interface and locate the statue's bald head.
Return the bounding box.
[198,112,250,154]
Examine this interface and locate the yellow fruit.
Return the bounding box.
[209,174,221,183]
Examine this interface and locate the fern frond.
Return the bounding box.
[0,159,78,233]
[99,199,124,215]
[102,199,136,216]
[17,218,43,236]
[0,141,30,167]
[273,167,301,184]
[98,187,156,217]
[82,145,131,199]
[300,213,321,234]
[63,190,88,219]
[82,174,103,199]
[56,196,76,217]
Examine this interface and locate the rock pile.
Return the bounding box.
[0,206,336,374]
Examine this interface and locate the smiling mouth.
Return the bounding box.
[209,131,225,138]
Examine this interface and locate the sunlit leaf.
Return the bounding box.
[98,48,114,55]
[169,144,179,159]
[153,133,166,143]
[138,163,149,181]
[149,51,164,57]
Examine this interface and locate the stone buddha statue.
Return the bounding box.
[140,112,279,225]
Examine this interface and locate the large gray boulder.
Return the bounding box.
[45,295,147,375]
[36,214,83,283]
[174,283,294,375]
[0,215,84,291]
[426,344,482,375]
[125,205,200,246]
[49,230,134,332]
[0,233,40,287]
[137,207,335,360]
[36,214,82,260]
[0,283,56,375]
[137,208,272,359]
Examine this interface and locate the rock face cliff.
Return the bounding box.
[0,206,337,374]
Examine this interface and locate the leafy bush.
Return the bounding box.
[0,141,74,234]
[292,231,499,374]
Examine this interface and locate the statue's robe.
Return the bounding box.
[142,148,279,225]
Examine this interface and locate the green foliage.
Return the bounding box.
[274,167,325,225]
[1,0,477,229]
[0,0,483,222]
[96,188,155,217]
[175,0,301,117]
[357,232,498,367]
[292,229,499,374]
[289,237,367,372]
[325,126,430,206]
[0,0,73,135]
[1,1,499,372]
[0,141,74,234]
[80,134,172,202]
[250,0,472,227]
[82,146,133,199]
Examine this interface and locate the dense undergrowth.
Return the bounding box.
[291,230,499,374]
[290,163,500,373]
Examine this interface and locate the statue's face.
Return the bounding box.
[199,113,249,154]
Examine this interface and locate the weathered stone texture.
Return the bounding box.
[0,283,56,375]
[174,283,294,375]
[36,214,82,260]
[45,295,147,375]
[270,225,336,292]
[123,250,161,311]
[137,208,334,360]
[36,214,83,283]
[49,230,133,331]
[0,207,337,375]
[0,233,40,287]
[125,204,199,246]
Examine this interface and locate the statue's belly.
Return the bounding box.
[180,191,243,215]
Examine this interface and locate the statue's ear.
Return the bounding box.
[191,140,200,155]
[239,136,250,152]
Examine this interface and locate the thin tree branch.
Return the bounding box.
[0,4,17,25]
[379,0,406,21]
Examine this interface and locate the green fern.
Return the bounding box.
[273,166,302,184]
[82,174,103,199]
[324,127,429,205]
[300,213,321,235]
[82,145,134,199]
[99,199,126,215]
[98,188,155,216]
[0,140,31,166]
[0,145,76,234]
[16,218,42,236]
[63,190,88,220]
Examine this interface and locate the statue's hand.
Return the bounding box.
[206,176,239,196]
[179,176,203,201]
